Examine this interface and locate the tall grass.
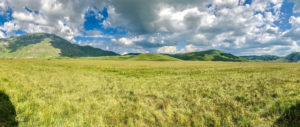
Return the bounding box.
[0,59,299,126]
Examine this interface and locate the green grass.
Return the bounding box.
[0,59,299,126]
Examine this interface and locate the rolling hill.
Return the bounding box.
[95,53,181,61]
[0,33,118,58]
[285,52,300,62]
[129,53,181,61]
[241,55,281,62]
[170,49,247,62]
[241,53,300,62]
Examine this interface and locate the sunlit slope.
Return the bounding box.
[129,53,181,61]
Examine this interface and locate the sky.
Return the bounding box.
[1,0,300,56]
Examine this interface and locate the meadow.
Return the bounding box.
[0,59,299,127]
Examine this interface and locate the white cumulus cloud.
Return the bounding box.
[0,0,299,55]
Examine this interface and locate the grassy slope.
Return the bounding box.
[129,53,181,61]
[3,38,61,58]
[241,55,281,62]
[0,60,299,126]
[0,33,118,58]
[285,52,300,62]
[171,49,247,62]
[241,53,300,62]
[88,53,181,61]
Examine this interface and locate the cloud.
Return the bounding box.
[117,37,135,46]
[0,0,299,55]
[106,0,286,50]
[0,21,19,32]
[157,44,201,54]
[3,0,95,40]
[292,0,300,11]
[157,46,178,54]
[283,16,300,40]
[0,22,19,38]
[0,31,5,38]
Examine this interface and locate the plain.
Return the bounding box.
[0,59,299,127]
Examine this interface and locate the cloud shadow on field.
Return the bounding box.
[0,91,18,127]
[273,102,300,127]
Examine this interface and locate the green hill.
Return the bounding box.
[170,49,247,62]
[241,55,281,62]
[0,33,118,58]
[130,53,181,61]
[94,53,181,61]
[285,52,300,62]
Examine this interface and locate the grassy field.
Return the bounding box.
[0,59,299,127]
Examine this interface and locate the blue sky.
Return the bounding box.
[1,0,300,55]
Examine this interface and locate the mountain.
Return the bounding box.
[241,55,281,62]
[285,52,300,62]
[170,49,247,62]
[0,33,118,58]
[96,53,181,61]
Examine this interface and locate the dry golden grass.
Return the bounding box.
[0,59,299,126]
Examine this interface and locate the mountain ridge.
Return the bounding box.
[285,52,300,62]
[169,49,247,62]
[240,55,281,62]
[0,33,119,58]
[241,53,300,62]
[1,33,299,62]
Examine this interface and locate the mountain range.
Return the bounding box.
[0,33,299,62]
